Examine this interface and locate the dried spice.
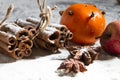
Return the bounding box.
[57,46,99,75]
[0,0,57,59]
[26,17,73,48]
[67,46,99,65]
[15,0,73,52]
[58,59,87,74]
[0,31,17,45]
[0,1,99,76]
[0,4,34,59]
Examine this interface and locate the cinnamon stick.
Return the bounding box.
[0,31,17,45]
[0,47,23,60]
[24,25,37,38]
[24,25,35,30]
[0,40,13,53]
[37,27,60,44]
[9,43,18,51]
[54,36,65,48]
[11,48,24,59]
[0,23,29,37]
[35,38,58,52]
[0,40,24,59]
[26,17,68,32]
[0,47,14,59]
[24,46,32,57]
[49,23,68,32]
[26,17,39,25]
[21,39,33,48]
[15,19,36,27]
[66,30,73,40]
[16,29,30,40]
[15,19,37,39]
[18,42,27,51]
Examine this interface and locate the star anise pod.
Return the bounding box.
[66,46,82,59]
[57,59,87,74]
[67,46,99,65]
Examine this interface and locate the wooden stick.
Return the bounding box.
[0,31,17,45]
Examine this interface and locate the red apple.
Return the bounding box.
[100,20,120,56]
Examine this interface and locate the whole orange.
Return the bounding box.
[60,4,106,45]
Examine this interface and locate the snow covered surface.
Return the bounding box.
[0,0,120,80]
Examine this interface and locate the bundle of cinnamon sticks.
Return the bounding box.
[0,4,34,59]
[15,17,73,52]
[0,23,34,59]
[14,0,73,52]
[0,0,73,59]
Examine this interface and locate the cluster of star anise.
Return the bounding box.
[57,46,100,74]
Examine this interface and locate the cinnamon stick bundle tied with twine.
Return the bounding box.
[0,40,24,59]
[15,19,59,52]
[26,17,73,47]
[15,17,73,51]
[0,0,73,59]
[0,4,34,59]
[13,0,60,52]
[26,0,72,50]
[0,24,33,59]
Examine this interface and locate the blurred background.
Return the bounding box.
[0,0,120,24]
